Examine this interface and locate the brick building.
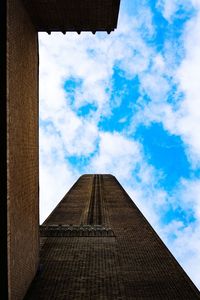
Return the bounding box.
[24,174,200,299]
[6,1,120,299]
[5,0,200,299]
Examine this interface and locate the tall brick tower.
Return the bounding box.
[25,174,200,299]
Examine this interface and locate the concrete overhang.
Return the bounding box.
[22,0,121,34]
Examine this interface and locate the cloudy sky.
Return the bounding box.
[39,0,200,289]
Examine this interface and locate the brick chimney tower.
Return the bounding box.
[24,175,200,299]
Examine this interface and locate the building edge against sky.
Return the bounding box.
[24,174,200,299]
[6,1,120,299]
[7,1,39,299]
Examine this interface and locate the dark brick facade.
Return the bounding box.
[7,0,39,299]
[25,175,200,299]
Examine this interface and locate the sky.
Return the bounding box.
[39,0,200,289]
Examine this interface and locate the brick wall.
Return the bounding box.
[7,0,39,299]
[24,175,200,299]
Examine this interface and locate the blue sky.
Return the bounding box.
[39,0,200,289]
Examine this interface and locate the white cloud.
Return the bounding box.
[140,71,170,102]
[39,126,79,223]
[156,0,192,22]
[161,218,200,288]
[89,131,141,179]
[174,8,200,164]
[131,3,200,166]
[179,178,200,219]
[157,177,200,288]
[156,0,179,22]
[39,161,77,223]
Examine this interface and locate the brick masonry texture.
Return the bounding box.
[7,0,39,299]
[25,175,200,299]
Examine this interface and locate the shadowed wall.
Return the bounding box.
[7,0,39,299]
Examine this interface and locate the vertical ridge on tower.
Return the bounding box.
[24,174,200,300]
